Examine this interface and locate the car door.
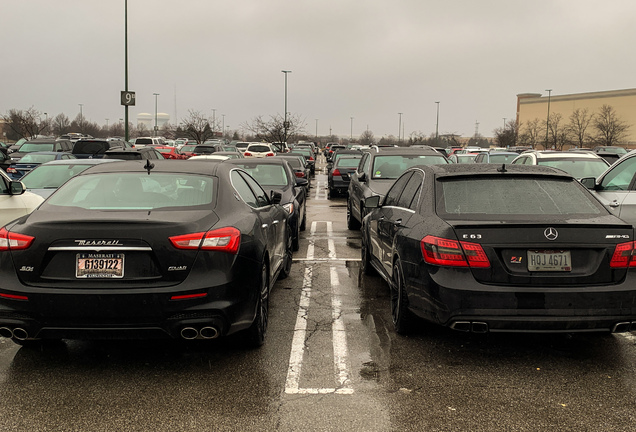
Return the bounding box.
[592,155,636,226]
[0,172,35,227]
[350,152,371,221]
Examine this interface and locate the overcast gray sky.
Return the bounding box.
[2,0,635,139]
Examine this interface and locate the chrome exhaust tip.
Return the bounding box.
[12,328,29,341]
[180,327,199,340]
[471,322,489,334]
[450,321,471,332]
[0,327,13,338]
[199,326,219,339]
[612,322,631,333]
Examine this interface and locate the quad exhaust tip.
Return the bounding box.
[450,321,489,333]
[12,328,29,340]
[0,327,13,338]
[180,326,219,340]
[612,322,636,333]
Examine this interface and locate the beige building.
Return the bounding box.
[516,88,636,146]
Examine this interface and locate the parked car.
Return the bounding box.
[20,159,120,199]
[511,150,609,179]
[580,149,636,228]
[192,144,224,156]
[328,155,363,198]
[212,151,244,159]
[292,148,316,174]
[273,155,312,192]
[327,149,362,174]
[0,169,44,228]
[0,160,292,347]
[134,137,167,147]
[180,144,197,158]
[155,146,187,160]
[244,143,276,158]
[72,139,128,159]
[361,163,636,335]
[592,146,628,155]
[473,151,519,164]
[229,158,307,251]
[270,142,290,154]
[103,147,165,160]
[5,151,76,180]
[0,150,12,173]
[326,145,347,162]
[347,147,448,230]
[448,153,478,163]
[9,138,73,162]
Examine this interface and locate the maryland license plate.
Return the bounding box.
[76,253,124,278]
[527,250,571,272]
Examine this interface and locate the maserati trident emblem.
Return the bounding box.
[544,227,558,241]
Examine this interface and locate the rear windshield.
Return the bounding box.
[181,145,196,152]
[18,143,55,153]
[373,155,448,179]
[18,153,58,164]
[22,164,95,189]
[73,141,109,154]
[248,145,271,153]
[135,138,153,144]
[104,153,141,160]
[437,176,604,219]
[336,157,362,168]
[234,164,288,186]
[157,148,173,153]
[488,154,517,164]
[45,173,214,210]
[537,158,608,179]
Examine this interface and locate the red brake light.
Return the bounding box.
[6,167,16,173]
[244,152,252,156]
[0,227,34,251]
[421,235,490,268]
[295,171,305,178]
[610,241,636,268]
[309,156,314,161]
[169,227,240,254]
[332,169,341,177]
[266,152,275,157]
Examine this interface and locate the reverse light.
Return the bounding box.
[610,241,636,268]
[169,227,240,254]
[421,235,490,268]
[0,227,35,251]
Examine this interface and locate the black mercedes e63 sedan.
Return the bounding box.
[0,160,292,347]
[362,164,636,335]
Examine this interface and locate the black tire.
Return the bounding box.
[292,222,300,252]
[361,231,376,276]
[300,210,306,231]
[391,260,415,335]
[347,199,361,230]
[329,187,337,199]
[278,237,293,280]
[245,262,269,348]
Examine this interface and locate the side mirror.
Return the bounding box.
[270,190,282,205]
[295,178,308,187]
[579,177,597,190]
[9,181,25,195]
[364,195,381,209]
[358,172,367,182]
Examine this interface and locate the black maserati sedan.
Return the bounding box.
[228,158,307,251]
[361,164,636,335]
[0,160,292,347]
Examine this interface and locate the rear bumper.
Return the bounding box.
[405,263,636,333]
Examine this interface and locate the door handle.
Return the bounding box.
[273,220,280,224]
[393,219,402,226]
[262,224,268,228]
[609,200,620,208]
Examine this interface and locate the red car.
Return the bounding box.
[155,146,187,160]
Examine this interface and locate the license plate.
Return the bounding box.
[527,250,571,272]
[76,253,124,278]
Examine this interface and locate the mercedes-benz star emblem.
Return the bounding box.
[544,227,558,241]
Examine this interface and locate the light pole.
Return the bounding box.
[153,93,160,136]
[350,117,354,140]
[78,104,83,133]
[545,89,552,148]
[435,101,440,142]
[44,113,48,134]
[503,118,506,129]
[281,70,292,142]
[124,0,129,142]
[315,119,318,138]
[222,114,225,136]
[212,109,216,135]
[398,113,403,142]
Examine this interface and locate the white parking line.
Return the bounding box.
[314,181,328,200]
[284,221,354,395]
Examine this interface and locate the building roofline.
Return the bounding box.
[518,88,636,105]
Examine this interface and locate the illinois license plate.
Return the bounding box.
[76,253,124,278]
[527,250,571,272]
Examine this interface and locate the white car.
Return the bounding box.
[244,143,275,158]
[188,155,231,161]
[0,169,44,228]
[511,150,610,179]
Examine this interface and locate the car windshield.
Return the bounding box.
[372,154,448,179]
[17,153,58,164]
[21,164,96,189]
[235,164,288,186]
[336,157,362,168]
[488,154,518,164]
[18,143,54,153]
[538,159,608,179]
[45,173,214,210]
[136,138,153,144]
[157,148,173,153]
[73,141,109,154]
[437,176,604,219]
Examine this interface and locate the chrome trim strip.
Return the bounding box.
[48,246,152,251]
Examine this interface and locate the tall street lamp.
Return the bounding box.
[350,117,354,140]
[78,104,84,133]
[545,89,552,148]
[212,108,216,135]
[153,93,160,136]
[503,118,507,129]
[281,70,292,142]
[315,119,318,138]
[222,114,225,136]
[398,113,403,142]
[435,101,440,142]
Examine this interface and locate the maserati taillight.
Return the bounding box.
[0,227,35,251]
[170,227,240,254]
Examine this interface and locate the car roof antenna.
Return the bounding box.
[497,163,507,173]
[144,159,155,175]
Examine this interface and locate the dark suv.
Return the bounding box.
[9,138,73,162]
[347,147,448,229]
[104,147,165,160]
[72,139,127,159]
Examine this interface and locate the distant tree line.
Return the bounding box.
[493,105,631,150]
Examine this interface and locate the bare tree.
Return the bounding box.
[242,113,305,144]
[51,113,72,136]
[181,110,214,144]
[565,108,594,148]
[2,107,48,140]
[518,118,542,148]
[359,130,375,146]
[493,119,519,148]
[593,104,630,147]
[543,113,569,150]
